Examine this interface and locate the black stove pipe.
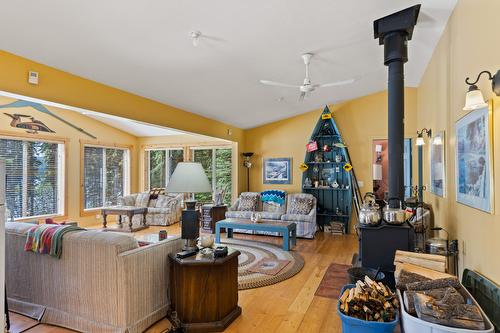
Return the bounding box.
[374,5,420,207]
[386,33,406,204]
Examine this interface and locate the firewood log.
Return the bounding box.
[395,250,447,272]
[404,287,464,315]
[406,277,460,292]
[414,293,485,330]
[396,269,431,291]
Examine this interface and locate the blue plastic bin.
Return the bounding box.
[337,284,399,333]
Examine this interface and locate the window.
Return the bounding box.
[146,149,184,189]
[191,147,232,204]
[0,137,65,219]
[83,145,130,210]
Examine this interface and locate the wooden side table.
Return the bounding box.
[200,205,228,234]
[168,249,241,332]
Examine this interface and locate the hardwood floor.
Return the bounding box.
[9,223,357,333]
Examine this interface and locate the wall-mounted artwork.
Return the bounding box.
[0,99,96,139]
[429,131,445,197]
[263,158,292,184]
[3,113,55,134]
[455,104,493,213]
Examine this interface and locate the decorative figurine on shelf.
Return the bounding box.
[332,180,340,189]
[326,176,333,186]
[314,180,319,188]
[306,140,318,152]
[322,144,331,152]
[335,154,342,163]
[314,151,324,163]
[320,122,334,136]
[304,177,312,187]
[336,207,342,216]
[335,166,340,173]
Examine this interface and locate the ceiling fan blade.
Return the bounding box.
[318,78,356,88]
[260,80,300,88]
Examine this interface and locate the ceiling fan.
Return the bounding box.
[260,53,356,101]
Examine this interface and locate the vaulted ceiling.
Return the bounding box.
[1,0,456,128]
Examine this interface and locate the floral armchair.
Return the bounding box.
[118,192,183,226]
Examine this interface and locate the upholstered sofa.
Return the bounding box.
[6,222,183,333]
[226,192,317,238]
[118,192,183,226]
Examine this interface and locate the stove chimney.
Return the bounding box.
[374,5,420,207]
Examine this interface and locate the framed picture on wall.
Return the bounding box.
[455,103,494,213]
[263,158,292,184]
[429,131,445,197]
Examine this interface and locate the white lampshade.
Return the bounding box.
[165,162,212,193]
[373,164,383,181]
[415,136,425,146]
[432,136,443,145]
[463,88,488,111]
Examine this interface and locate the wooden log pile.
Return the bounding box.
[339,276,398,322]
[396,270,486,330]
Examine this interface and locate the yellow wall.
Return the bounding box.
[0,95,139,227]
[417,0,500,283]
[244,89,418,197]
[0,50,247,194]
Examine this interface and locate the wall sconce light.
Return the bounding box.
[416,128,431,146]
[191,31,202,47]
[463,70,500,111]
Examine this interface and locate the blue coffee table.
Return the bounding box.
[215,218,297,251]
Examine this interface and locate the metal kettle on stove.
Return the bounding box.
[358,192,381,226]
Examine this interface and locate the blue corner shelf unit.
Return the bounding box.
[302,106,353,233]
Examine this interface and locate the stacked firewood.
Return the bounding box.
[339,276,399,322]
[397,270,486,330]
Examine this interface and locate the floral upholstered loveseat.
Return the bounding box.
[226,191,317,238]
[118,192,183,226]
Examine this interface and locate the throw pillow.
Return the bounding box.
[239,195,258,211]
[289,197,313,215]
[155,195,170,208]
[136,192,150,208]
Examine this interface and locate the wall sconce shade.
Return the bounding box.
[463,85,488,111]
[464,69,500,110]
[416,128,431,146]
[432,135,443,145]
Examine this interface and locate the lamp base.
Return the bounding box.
[183,238,199,252]
[185,199,197,210]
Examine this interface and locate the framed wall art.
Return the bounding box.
[429,131,445,197]
[455,103,494,213]
[263,158,292,184]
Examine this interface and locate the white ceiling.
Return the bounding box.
[1,0,456,129]
[80,111,184,137]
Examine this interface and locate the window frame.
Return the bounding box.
[144,147,184,190]
[190,145,234,204]
[80,140,131,216]
[0,130,68,221]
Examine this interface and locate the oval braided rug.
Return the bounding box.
[221,238,304,290]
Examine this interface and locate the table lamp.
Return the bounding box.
[166,162,212,251]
